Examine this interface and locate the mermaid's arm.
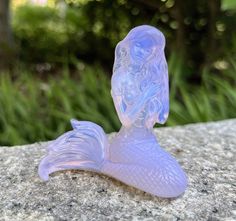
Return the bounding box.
[111,93,132,126]
[112,83,161,126]
[125,83,161,120]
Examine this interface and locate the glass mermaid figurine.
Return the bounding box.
[38,25,187,198]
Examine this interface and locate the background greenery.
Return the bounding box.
[0,0,236,146]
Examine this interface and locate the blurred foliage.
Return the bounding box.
[168,55,236,125]
[1,60,236,146]
[12,0,236,73]
[0,64,120,145]
[0,0,236,145]
[13,5,83,64]
[222,0,236,10]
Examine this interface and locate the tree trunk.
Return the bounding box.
[205,0,221,67]
[173,0,186,55]
[0,0,13,71]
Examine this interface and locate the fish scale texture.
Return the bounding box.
[105,138,187,197]
[102,160,185,198]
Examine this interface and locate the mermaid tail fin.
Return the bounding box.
[38,119,108,181]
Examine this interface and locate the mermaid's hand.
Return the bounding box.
[123,83,160,123]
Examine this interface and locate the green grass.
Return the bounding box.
[169,56,236,125]
[0,65,120,146]
[168,58,236,125]
[0,61,236,146]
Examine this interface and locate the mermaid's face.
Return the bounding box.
[130,35,155,63]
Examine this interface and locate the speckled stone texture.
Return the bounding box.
[0,119,235,221]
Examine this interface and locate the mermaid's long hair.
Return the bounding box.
[112,25,169,128]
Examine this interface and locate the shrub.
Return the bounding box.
[1,62,236,146]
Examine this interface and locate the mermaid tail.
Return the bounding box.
[103,147,187,198]
[38,119,187,198]
[38,119,108,181]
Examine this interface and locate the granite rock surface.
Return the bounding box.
[0,119,236,221]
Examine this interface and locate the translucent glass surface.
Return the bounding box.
[38,25,187,198]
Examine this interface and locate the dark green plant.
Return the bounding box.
[1,61,236,146]
[12,1,236,73]
[0,65,120,146]
[167,57,236,125]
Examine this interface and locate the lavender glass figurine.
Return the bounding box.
[38,25,187,198]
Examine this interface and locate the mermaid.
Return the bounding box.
[38,25,187,198]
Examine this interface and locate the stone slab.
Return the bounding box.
[0,119,236,221]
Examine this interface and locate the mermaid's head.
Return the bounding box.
[112,25,169,128]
